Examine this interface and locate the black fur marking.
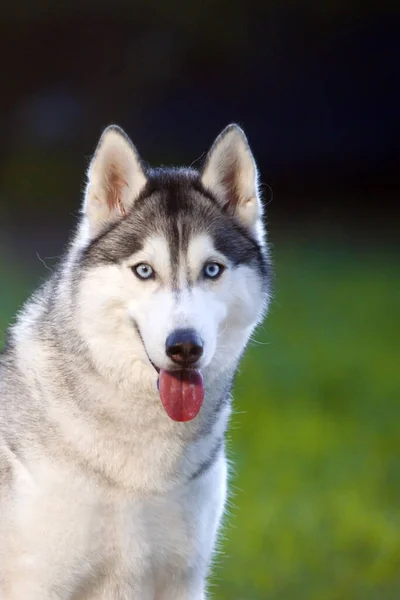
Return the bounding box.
[169,219,181,290]
[189,438,224,481]
[196,392,232,440]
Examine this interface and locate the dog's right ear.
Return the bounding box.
[84,126,147,237]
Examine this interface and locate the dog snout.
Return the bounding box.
[165,328,204,366]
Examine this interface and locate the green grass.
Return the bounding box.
[1,240,399,599]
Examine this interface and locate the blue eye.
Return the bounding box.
[203,262,224,279]
[133,263,154,280]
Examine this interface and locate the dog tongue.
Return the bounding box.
[158,369,204,422]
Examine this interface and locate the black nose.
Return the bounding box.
[166,328,204,365]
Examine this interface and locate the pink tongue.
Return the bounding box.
[158,369,204,422]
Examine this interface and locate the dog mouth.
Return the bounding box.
[151,360,204,423]
[157,368,204,422]
[134,322,204,422]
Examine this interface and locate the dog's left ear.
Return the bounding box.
[201,124,263,237]
[84,126,147,236]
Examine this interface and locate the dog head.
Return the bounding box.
[74,125,270,395]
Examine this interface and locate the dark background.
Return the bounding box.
[0,1,399,250]
[1,3,399,599]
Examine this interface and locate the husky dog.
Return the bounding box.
[0,124,270,599]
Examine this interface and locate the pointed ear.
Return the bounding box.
[84,126,147,236]
[201,124,263,237]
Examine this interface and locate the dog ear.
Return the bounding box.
[84,126,147,236]
[201,124,263,237]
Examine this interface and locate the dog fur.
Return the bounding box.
[0,124,270,599]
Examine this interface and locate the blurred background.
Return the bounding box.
[0,1,399,598]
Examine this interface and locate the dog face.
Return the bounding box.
[75,126,270,384]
